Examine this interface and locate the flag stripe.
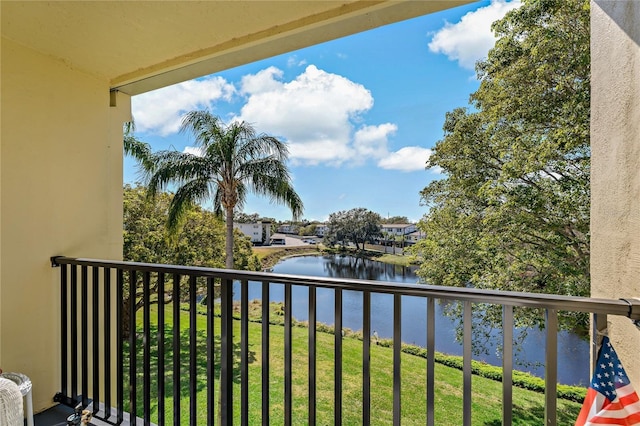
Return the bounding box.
[576,337,640,426]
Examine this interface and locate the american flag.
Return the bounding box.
[575,336,640,425]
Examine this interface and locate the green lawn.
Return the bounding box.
[124,303,582,425]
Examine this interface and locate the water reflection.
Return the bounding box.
[235,254,589,386]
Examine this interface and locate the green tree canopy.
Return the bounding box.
[326,208,382,251]
[122,184,260,336]
[381,216,410,224]
[412,0,590,334]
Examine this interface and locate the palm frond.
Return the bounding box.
[166,177,212,234]
[144,150,211,196]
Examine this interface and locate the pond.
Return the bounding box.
[234,254,589,386]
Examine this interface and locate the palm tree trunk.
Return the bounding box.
[225,206,234,269]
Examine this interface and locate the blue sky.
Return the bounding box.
[127,0,521,223]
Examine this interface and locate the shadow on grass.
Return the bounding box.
[483,402,581,425]
[122,323,256,418]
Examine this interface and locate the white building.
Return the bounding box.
[381,224,417,237]
[277,223,298,234]
[315,224,328,237]
[234,221,272,245]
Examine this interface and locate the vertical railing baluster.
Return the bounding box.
[220,277,234,425]
[363,291,371,426]
[143,271,151,425]
[463,301,472,426]
[71,265,78,400]
[241,280,249,426]
[92,266,100,415]
[116,269,124,424]
[61,264,69,399]
[426,297,435,426]
[284,283,292,426]
[81,265,89,407]
[172,273,181,425]
[309,285,317,426]
[502,305,513,425]
[393,294,401,426]
[262,281,270,426]
[206,277,215,426]
[157,273,165,426]
[335,288,343,425]
[545,309,558,426]
[103,268,111,420]
[129,270,137,421]
[189,275,197,426]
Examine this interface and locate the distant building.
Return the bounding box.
[315,224,328,237]
[380,223,417,237]
[233,221,272,245]
[277,223,298,234]
[406,230,426,245]
[269,233,287,245]
[377,223,418,248]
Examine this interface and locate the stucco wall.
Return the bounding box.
[591,1,640,387]
[0,37,128,411]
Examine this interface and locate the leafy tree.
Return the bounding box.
[381,216,410,224]
[122,184,259,336]
[412,0,590,335]
[234,212,261,223]
[298,223,318,236]
[326,208,382,251]
[136,111,303,268]
[124,184,229,267]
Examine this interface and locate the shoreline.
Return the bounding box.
[253,244,415,270]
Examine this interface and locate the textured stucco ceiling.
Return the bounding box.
[1,1,471,95]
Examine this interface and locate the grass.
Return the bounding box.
[252,245,321,269]
[374,252,414,266]
[252,244,416,269]
[124,302,583,425]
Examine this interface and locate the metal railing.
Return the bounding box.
[51,256,640,425]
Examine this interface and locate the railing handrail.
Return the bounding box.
[51,255,640,320]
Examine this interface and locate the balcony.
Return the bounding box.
[43,256,640,425]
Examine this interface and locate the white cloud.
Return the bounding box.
[286,55,307,68]
[428,0,522,69]
[131,76,235,136]
[183,146,204,157]
[378,146,433,172]
[237,64,375,166]
[240,66,284,95]
[353,123,397,162]
[133,64,433,174]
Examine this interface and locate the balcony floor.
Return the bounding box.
[34,404,114,426]
[34,404,74,425]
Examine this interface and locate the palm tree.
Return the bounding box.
[141,110,303,268]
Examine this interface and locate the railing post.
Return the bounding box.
[502,305,513,425]
[189,275,197,426]
[426,297,435,426]
[220,277,234,425]
[393,294,401,426]
[335,288,343,426]
[363,290,371,426]
[206,277,215,426]
[309,285,317,425]
[240,280,249,426]
[463,301,472,426]
[128,270,137,421]
[172,273,181,425]
[544,309,558,426]
[261,281,270,426]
